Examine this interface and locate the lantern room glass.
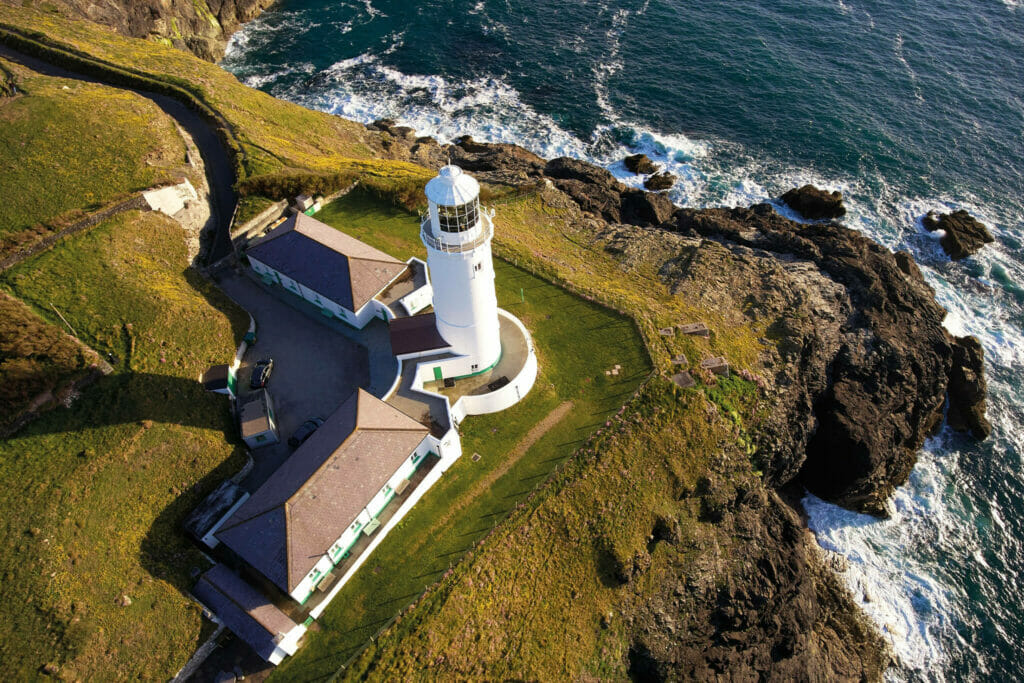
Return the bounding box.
[437,199,480,233]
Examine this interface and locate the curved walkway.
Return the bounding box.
[0,44,237,262]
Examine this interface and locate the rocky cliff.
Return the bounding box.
[379,125,987,516]
[5,0,274,60]
[367,127,990,678]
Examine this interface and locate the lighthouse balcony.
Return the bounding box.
[420,212,494,254]
[421,309,538,417]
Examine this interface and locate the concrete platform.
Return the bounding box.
[423,314,530,403]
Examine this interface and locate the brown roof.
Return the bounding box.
[217,389,429,593]
[193,563,298,661]
[239,390,272,437]
[247,213,407,311]
[389,313,451,356]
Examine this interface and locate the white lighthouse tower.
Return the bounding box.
[421,165,502,375]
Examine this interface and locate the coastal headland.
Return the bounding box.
[0,4,989,680]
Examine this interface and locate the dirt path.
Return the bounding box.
[427,400,576,537]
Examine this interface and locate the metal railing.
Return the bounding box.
[420,210,494,254]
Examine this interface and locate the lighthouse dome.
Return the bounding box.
[425,164,480,206]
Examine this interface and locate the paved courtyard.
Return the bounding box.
[214,268,381,489]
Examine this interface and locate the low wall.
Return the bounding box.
[230,199,288,240]
[455,310,538,417]
[0,194,148,272]
[458,347,538,416]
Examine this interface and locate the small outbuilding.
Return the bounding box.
[201,364,236,398]
[239,389,279,448]
[193,563,304,665]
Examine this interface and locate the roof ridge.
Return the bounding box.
[217,503,283,533]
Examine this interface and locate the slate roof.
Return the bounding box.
[389,313,451,356]
[246,213,408,312]
[201,364,230,391]
[240,390,272,437]
[216,389,429,594]
[193,563,298,662]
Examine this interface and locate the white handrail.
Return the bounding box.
[420,214,494,254]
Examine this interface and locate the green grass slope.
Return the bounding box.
[0,5,433,190]
[0,58,186,252]
[0,210,249,679]
[340,381,742,680]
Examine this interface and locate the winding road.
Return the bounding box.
[0,44,237,262]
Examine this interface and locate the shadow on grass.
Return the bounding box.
[22,371,238,435]
[138,442,246,596]
[374,591,421,608]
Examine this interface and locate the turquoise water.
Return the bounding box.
[222,1,1024,678]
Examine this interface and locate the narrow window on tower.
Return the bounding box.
[474,263,482,271]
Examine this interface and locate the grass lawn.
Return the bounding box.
[0,58,187,250]
[0,6,434,188]
[0,211,250,679]
[342,379,762,680]
[274,193,652,680]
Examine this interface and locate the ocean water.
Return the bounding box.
[221,1,1024,678]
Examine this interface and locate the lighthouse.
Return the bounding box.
[421,165,502,375]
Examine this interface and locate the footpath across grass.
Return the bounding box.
[275,191,651,679]
[0,58,187,249]
[0,211,249,679]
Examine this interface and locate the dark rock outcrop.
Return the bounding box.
[544,156,628,223]
[671,204,954,515]
[624,153,659,175]
[922,209,995,260]
[621,189,675,226]
[947,335,992,439]
[25,0,277,60]
[626,492,888,681]
[781,185,847,220]
[644,171,676,191]
[449,136,546,185]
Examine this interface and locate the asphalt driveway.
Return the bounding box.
[215,268,374,488]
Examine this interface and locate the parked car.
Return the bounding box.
[289,417,325,448]
[250,358,274,389]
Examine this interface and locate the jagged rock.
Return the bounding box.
[449,138,546,184]
[624,153,659,175]
[644,171,677,191]
[544,157,680,227]
[947,335,992,439]
[117,594,132,607]
[780,185,847,220]
[922,210,994,260]
[40,0,278,61]
[629,493,887,681]
[894,250,923,280]
[545,156,624,189]
[621,189,675,226]
[672,205,954,516]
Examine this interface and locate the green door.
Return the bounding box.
[433,366,443,381]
